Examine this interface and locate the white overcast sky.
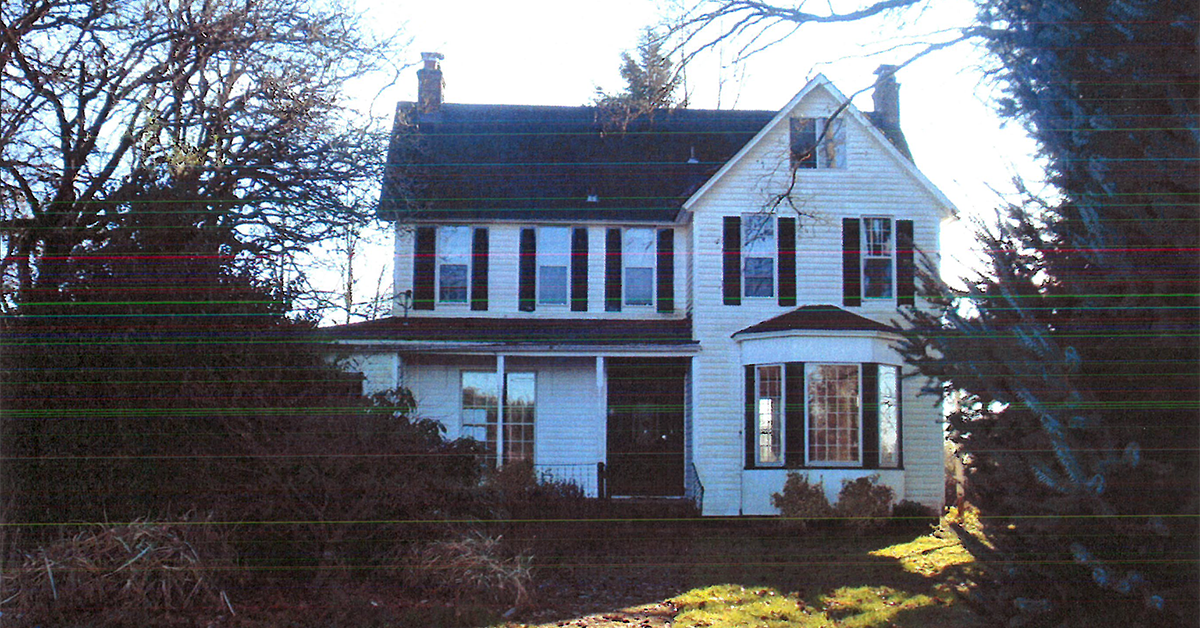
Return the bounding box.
[316,0,1049,319]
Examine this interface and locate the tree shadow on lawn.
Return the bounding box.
[506,517,984,627]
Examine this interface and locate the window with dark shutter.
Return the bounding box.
[861,364,880,470]
[723,216,741,306]
[413,226,436,310]
[784,362,805,468]
[657,228,674,313]
[571,227,588,312]
[471,227,488,311]
[897,220,915,306]
[778,217,796,307]
[605,228,622,312]
[518,228,536,312]
[842,218,861,307]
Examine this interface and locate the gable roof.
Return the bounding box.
[682,75,955,217]
[732,305,897,336]
[378,104,777,223]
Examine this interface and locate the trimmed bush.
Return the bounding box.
[771,473,833,529]
[835,475,896,531]
[890,499,939,531]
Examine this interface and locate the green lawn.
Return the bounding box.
[506,509,986,628]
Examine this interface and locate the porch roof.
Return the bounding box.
[733,305,898,337]
[322,316,697,346]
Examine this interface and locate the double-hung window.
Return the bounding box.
[790,117,846,169]
[755,365,784,466]
[806,363,861,466]
[537,227,570,305]
[743,214,775,298]
[436,226,472,303]
[862,217,894,299]
[460,370,536,467]
[623,228,655,306]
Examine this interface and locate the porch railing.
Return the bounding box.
[685,462,704,513]
[533,463,602,498]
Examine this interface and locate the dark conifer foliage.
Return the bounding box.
[900,1,1199,624]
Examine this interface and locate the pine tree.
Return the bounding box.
[594,28,686,130]
[901,1,1199,624]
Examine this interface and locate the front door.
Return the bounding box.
[606,358,686,497]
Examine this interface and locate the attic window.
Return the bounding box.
[790,117,846,169]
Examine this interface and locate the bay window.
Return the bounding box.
[755,365,784,466]
[806,364,861,466]
[878,365,900,468]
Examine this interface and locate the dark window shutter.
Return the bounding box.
[519,228,536,312]
[413,226,436,310]
[470,227,488,311]
[785,362,805,468]
[657,228,675,313]
[745,365,756,468]
[778,217,797,307]
[861,363,879,469]
[897,219,915,306]
[842,218,861,307]
[605,228,622,312]
[723,216,741,306]
[571,227,588,312]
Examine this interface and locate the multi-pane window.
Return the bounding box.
[742,213,775,298]
[461,371,499,464]
[878,365,900,468]
[756,365,784,466]
[461,371,536,467]
[862,217,894,299]
[806,364,861,465]
[437,226,472,303]
[623,228,655,306]
[790,117,846,169]
[504,372,536,463]
[538,227,570,305]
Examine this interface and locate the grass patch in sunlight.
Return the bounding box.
[670,584,951,628]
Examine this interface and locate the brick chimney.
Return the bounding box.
[872,64,900,131]
[417,52,444,114]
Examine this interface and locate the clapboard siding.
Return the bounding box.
[392,223,690,320]
[685,84,947,514]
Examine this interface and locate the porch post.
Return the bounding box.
[496,354,506,465]
[595,355,607,494]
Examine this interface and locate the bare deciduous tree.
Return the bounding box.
[0,0,407,308]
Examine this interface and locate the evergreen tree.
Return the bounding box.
[900,1,1199,624]
[594,28,686,130]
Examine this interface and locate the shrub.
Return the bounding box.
[835,475,895,531]
[407,533,532,607]
[771,473,833,529]
[0,519,233,627]
[890,499,938,531]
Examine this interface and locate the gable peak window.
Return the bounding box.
[790,116,846,169]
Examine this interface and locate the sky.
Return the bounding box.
[317,0,1049,321]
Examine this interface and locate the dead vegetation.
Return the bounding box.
[0,518,234,627]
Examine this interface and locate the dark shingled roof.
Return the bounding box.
[378,104,777,222]
[733,305,897,336]
[323,316,697,346]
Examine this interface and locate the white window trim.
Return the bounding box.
[754,364,785,467]
[861,216,896,301]
[741,213,776,299]
[459,369,537,467]
[803,363,864,468]
[536,226,570,307]
[436,225,472,306]
[622,227,656,308]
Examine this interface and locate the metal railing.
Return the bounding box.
[685,462,704,513]
[533,462,602,498]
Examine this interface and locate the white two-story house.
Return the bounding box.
[325,54,954,516]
